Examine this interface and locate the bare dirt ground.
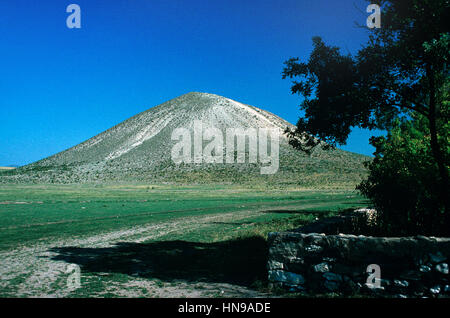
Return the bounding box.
[0,210,270,298]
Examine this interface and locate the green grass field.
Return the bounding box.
[0,184,368,297]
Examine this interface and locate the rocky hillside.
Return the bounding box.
[1,92,369,186]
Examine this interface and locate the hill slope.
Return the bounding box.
[1,92,369,186]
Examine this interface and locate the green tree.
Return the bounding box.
[357,110,448,235]
[283,0,449,234]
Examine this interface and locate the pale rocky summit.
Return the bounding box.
[1,92,368,184]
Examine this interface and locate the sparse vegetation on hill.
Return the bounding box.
[0,92,369,187]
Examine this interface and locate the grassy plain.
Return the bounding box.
[0,183,367,297]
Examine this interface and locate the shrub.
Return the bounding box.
[357,114,449,236]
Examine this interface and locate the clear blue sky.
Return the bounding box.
[0,0,384,166]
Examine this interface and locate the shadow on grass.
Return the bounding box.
[47,236,268,287]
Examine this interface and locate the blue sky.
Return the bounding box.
[0,0,383,166]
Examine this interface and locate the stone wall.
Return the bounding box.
[267,211,450,297]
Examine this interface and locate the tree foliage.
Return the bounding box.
[283,0,449,234]
[358,111,448,235]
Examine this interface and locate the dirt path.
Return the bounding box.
[0,209,269,298]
